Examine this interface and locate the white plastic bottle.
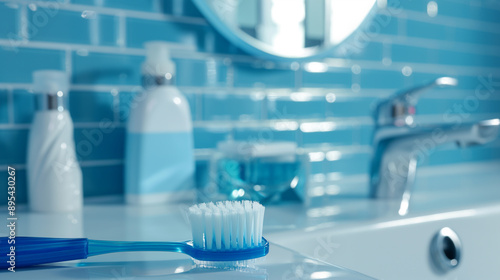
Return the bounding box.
[27,70,83,212]
[125,41,195,204]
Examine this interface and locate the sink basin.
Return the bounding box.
[268,202,500,280]
[266,161,500,280]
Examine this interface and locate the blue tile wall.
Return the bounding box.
[301,129,355,147]
[302,70,352,88]
[232,63,296,88]
[0,3,17,39]
[12,90,35,123]
[69,91,115,122]
[102,0,159,12]
[233,128,298,143]
[1,0,500,204]
[193,127,231,149]
[0,48,65,83]
[72,52,143,85]
[98,15,118,46]
[126,18,207,49]
[0,130,29,165]
[29,10,92,44]
[268,98,327,120]
[202,93,263,121]
[74,127,125,161]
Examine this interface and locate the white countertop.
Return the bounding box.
[0,200,374,280]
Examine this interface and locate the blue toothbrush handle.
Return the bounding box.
[0,237,191,269]
[0,236,89,268]
[0,236,269,268]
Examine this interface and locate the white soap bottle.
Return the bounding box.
[27,70,83,212]
[125,41,195,204]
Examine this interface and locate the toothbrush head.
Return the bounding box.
[187,200,268,265]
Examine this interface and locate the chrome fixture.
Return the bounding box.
[35,90,68,112]
[431,227,462,271]
[375,77,458,127]
[370,77,500,215]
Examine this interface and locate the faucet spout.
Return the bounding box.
[371,119,500,200]
[370,77,499,215]
[375,77,458,127]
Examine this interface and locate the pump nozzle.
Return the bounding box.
[33,70,69,95]
[142,41,176,77]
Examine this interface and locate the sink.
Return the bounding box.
[268,203,500,280]
[266,161,500,280]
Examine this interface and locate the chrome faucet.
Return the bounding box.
[370,77,500,215]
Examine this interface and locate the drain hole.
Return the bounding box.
[431,227,462,271]
[442,236,456,261]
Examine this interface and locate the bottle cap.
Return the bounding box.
[142,41,176,77]
[33,70,70,94]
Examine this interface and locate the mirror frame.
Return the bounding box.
[192,0,379,61]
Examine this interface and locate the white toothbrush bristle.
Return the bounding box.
[188,200,265,251]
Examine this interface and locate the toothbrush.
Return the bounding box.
[0,201,268,269]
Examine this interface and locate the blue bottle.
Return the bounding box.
[125,41,194,204]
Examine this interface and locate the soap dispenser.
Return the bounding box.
[27,70,83,212]
[125,41,195,204]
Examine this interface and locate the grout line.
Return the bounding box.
[6,88,15,124]
[382,40,391,64]
[395,9,500,35]
[191,117,375,129]
[397,15,406,37]
[294,64,303,90]
[321,58,500,76]
[27,117,373,130]
[3,113,498,131]
[70,84,140,92]
[0,39,145,55]
[0,38,142,55]
[195,94,203,121]
[226,61,235,88]
[203,28,215,53]
[18,3,28,41]
[0,159,124,170]
[89,12,100,46]
[0,164,27,171]
[112,89,120,123]
[116,12,126,48]
[0,123,30,129]
[0,83,32,89]
[0,39,257,63]
[73,122,126,128]
[79,159,123,167]
[370,34,500,57]
[65,48,72,76]
[1,83,500,100]
[58,113,500,130]
[172,0,183,16]
[152,0,161,13]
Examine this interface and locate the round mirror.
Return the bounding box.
[192,0,378,60]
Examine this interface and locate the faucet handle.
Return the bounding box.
[375,77,458,127]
